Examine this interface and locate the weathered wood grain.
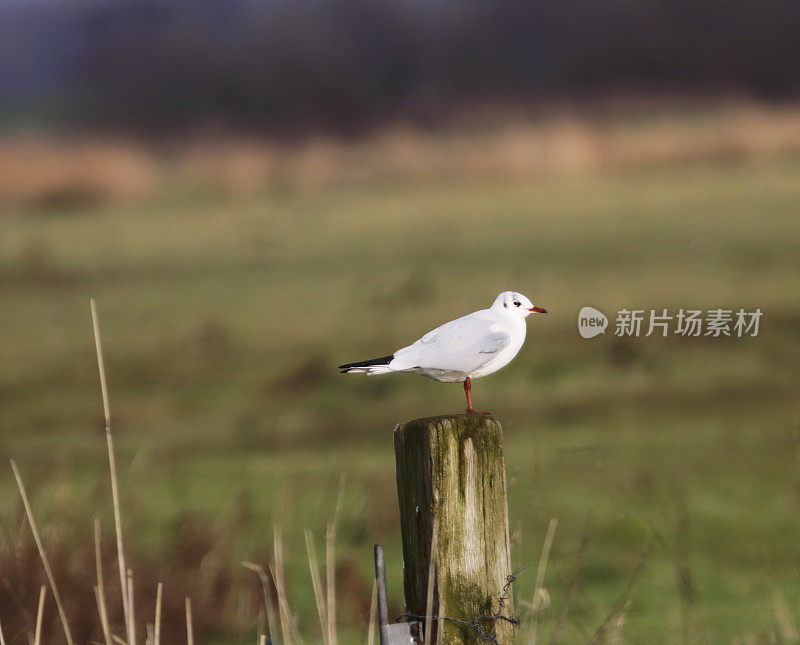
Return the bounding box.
[394,414,514,644]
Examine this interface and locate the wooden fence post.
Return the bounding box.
[394,414,515,644]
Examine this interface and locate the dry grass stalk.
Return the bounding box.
[9,459,75,645]
[304,529,328,644]
[94,586,113,645]
[185,598,194,645]
[241,562,280,645]
[608,597,632,645]
[268,560,295,644]
[326,475,345,645]
[154,582,163,645]
[258,636,266,645]
[91,298,133,644]
[527,518,558,645]
[325,522,337,645]
[128,569,136,645]
[0,613,6,645]
[423,518,439,645]
[270,527,302,644]
[271,529,291,644]
[366,580,377,645]
[33,586,46,645]
[95,519,113,645]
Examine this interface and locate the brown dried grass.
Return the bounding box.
[0,139,156,208]
[2,101,800,208]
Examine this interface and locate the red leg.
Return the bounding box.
[463,376,492,414]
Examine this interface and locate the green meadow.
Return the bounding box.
[1,155,799,642]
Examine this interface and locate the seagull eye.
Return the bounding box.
[513,301,521,307]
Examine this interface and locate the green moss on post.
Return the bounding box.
[394,414,514,644]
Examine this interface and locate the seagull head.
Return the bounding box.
[492,291,547,319]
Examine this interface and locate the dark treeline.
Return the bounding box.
[1,0,799,136]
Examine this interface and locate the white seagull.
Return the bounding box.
[339,291,547,413]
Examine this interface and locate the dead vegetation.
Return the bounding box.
[0,302,371,644]
[2,102,800,208]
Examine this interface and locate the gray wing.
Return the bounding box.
[391,313,511,374]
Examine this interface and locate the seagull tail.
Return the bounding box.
[338,354,395,374]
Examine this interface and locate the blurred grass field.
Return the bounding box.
[1,132,800,642]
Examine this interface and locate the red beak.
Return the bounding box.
[529,306,548,314]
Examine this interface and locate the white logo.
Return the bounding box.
[578,306,608,338]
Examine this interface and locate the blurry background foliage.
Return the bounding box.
[0,0,799,643]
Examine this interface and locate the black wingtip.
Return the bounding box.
[338,354,394,371]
